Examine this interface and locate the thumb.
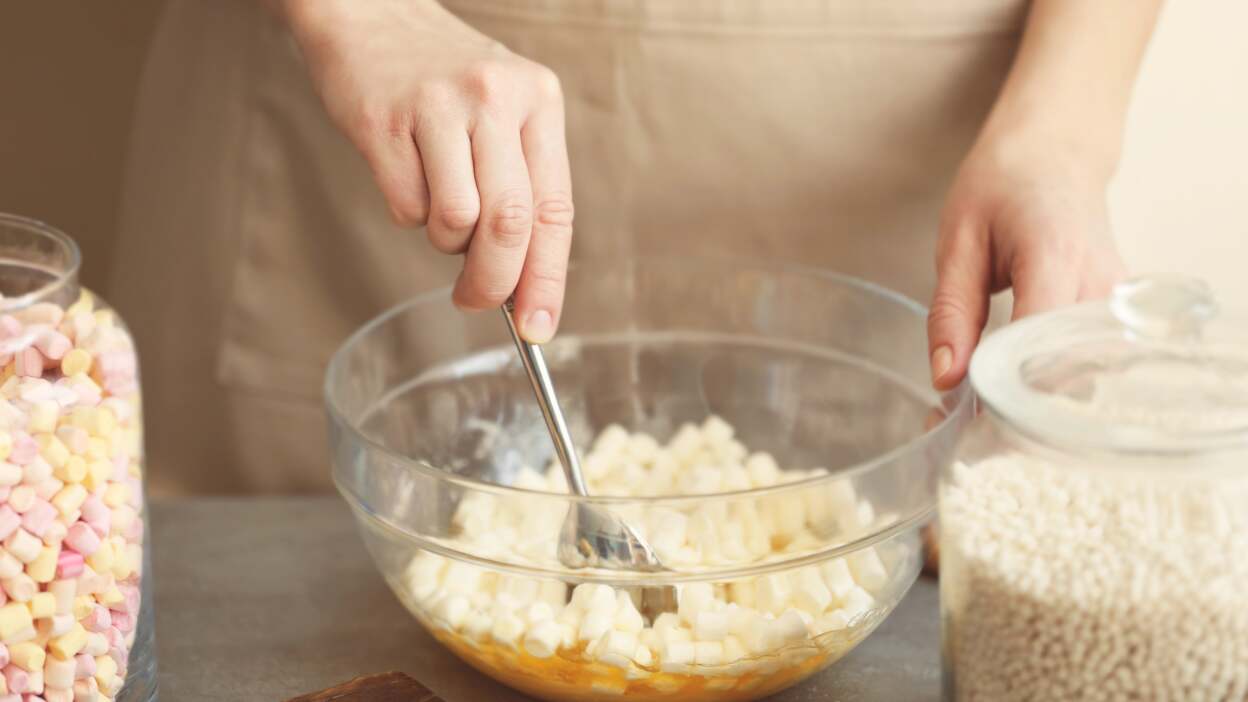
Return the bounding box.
[927,225,991,391]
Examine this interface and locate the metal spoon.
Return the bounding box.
[501,299,676,616]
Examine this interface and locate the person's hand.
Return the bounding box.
[279,0,573,342]
[926,132,1127,390]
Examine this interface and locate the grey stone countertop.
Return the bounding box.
[152,497,941,701]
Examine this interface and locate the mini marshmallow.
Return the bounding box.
[755,574,791,616]
[694,611,730,642]
[613,592,643,634]
[694,640,724,667]
[659,640,695,673]
[791,567,833,615]
[577,609,612,644]
[821,558,856,602]
[486,609,521,644]
[773,610,810,644]
[0,605,32,644]
[522,620,562,659]
[596,630,638,668]
[839,586,875,622]
[846,547,888,593]
[26,595,54,620]
[677,582,715,625]
[0,466,19,490]
[523,602,553,626]
[0,577,34,603]
[43,657,74,690]
[7,642,44,672]
[46,583,73,618]
[434,595,470,630]
[812,610,850,637]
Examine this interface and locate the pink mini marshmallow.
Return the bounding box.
[82,607,110,634]
[0,315,21,339]
[0,506,21,541]
[0,695,18,702]
[118,584,140,616]
[110,611,134,635]
[31,480,62,502]
[72,655,94,681]
[123,517,143,543]
[33,330,71,362]
[24,694,46,702]
[15,348,43,379]
[64,524,100,557]
[103,628,123,650]
[18,500,56,538]
[6,434,37,466]
[55,550,84,580]
[0,487,10,503]
[78,498,109,538]
[0,643,8,668]
[3,665,28,694]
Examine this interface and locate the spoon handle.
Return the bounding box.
[501,297,589,497]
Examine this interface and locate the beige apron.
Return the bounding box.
[112,0,1027,496]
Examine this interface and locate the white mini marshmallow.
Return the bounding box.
[694,610,731,642]
[523,620,563,658]
[614,591,644,633]
[840,586,875,621]
[652,612,681,633]
[791,567,833,615]
[579,608,613,644]
[745,452,780,487]
[756,574,791,615]
[812,610,850,636]
[701,416,734,444]
[678,582,715,625]
[491,612,525,646]
[524,602,554,625]
[660,640,695,673]
[847,547,889,592]
[435,595,470,630]
[821,557,856,602]
[694,640,725,667]
[773,610,809,644]
[597,630,639,668]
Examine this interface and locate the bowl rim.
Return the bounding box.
[324,253,973,507]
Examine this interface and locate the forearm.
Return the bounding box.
[982,0,1163,178]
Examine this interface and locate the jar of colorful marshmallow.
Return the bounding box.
[0,214,153,702]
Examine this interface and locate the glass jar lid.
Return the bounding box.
[970,275,1248,455]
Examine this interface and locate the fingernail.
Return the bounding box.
[931,345,953,384]
[522,309,555,344]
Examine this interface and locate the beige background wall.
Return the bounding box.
[1,1,1244,301]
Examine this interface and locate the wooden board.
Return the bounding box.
[286,672,445,702]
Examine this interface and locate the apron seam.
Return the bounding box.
[445,2,1026,39]
[213,13,271,397]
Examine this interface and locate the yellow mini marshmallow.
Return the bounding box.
[102,484,128,509]
[83,459,111,492]
[52,484,88,517]
[92,309,115,330]
[29,402,60,435]
[0,431,11,461]
[72,596,94,621]
[85,437,108,461]
[91,408,117,440]
[112,544,138,581]
[86,544,114,576]
[60,348,93,377]
[8,640,46,671]
[66,290,95,317]
[100,585,124,608]
[0,602,34,643]
[28,545,61,583]
[56,455,88,484]
[49,623,88,660]
[36,434,70,470]
[29,592,57,619]
[94,653,118,692]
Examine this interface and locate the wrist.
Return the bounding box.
[976,98,1125,186]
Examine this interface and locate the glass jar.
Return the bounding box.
[0,214,154,702]
[940,276,1248,702]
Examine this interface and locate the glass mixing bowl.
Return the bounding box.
[326,256,970,702]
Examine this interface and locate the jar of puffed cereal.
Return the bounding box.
[941,276,1248,702]
[0,214,153,702]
